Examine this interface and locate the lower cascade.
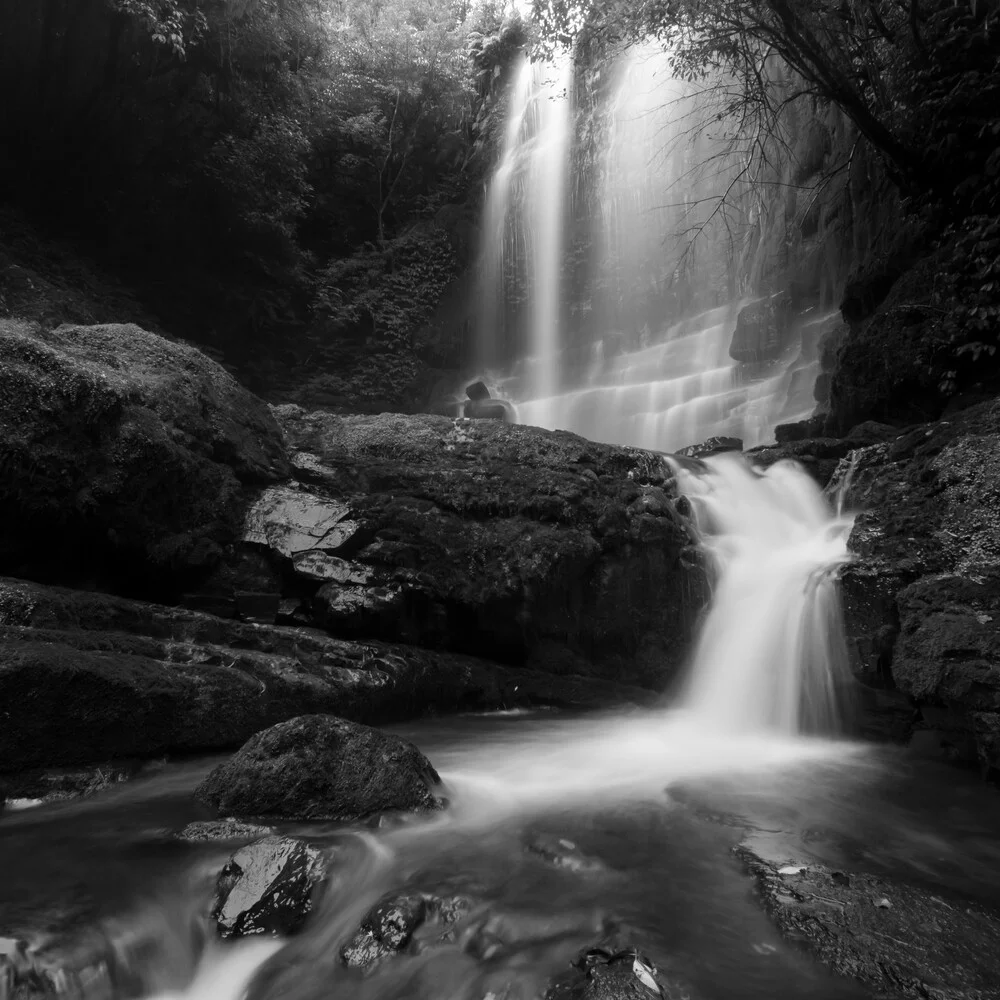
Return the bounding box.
[674,454,855,735]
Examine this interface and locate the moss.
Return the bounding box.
[0,320,289,591]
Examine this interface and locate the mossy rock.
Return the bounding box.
[0,321,289,590]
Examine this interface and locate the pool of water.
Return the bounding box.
[3,710,999,1000]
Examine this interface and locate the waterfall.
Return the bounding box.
[476,56,533,372]
[477,45,837,452]
[474,51,574,397]
[526,54,574,419]
[674,453,855,735]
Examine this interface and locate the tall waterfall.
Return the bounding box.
[674,453,855,735]
[475,51,574,415]
[476,46,837,451]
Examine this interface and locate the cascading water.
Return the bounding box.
[474,51,574,419]
[478,46,839,451]
[673,454,855,735]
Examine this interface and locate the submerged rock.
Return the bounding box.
[524,834,606,875]
[177,819,275,843]
[195,714,443,822]
[341,891,474,970]
[212,835,329,939]
[737,836,1000,999]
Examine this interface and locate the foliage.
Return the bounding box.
[314,228,459,348]
[0,0,503,365]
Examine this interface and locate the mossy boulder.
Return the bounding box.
[0,320,289,590]
[195,714,442,821]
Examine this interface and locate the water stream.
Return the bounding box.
[5,456,998,1000]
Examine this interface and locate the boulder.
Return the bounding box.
[194,715,443,822]
[0,320,289,590]
[212,836,328,938]
[260,407,706,688]
[0,577,655,773]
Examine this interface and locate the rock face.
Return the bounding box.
[826,218,1000,433]
[0,320,289,589]
[212,836,328,938]
[836,399,1000,771]
[253,407,704,687]
[728,295,793,363]
[195,715,443,821]
[0,577,655,773]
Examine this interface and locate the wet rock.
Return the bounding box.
[744,437,853,489]
[195,714,443,822]
[268,407,708,690]
[737,837,1000,999]
[177,819,275,843]
[243,485,359,561]
[465,398,516,421]
[0,320,289,589]
[212,835,328,939]
[0,762,138,805]
[673,436,742,460]
[341,891,473,970]
[466,380,491,402]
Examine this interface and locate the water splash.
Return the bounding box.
[673,453,855,734]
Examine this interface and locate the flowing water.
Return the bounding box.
[5,456,1000,1000]
[475,46,838,450]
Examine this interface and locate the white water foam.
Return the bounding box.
[675,452,855,734]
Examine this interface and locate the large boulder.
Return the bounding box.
[837,399,1000,770]
[239,407,706,688]
[194,714,443,821]
[0,320,289,589]
[0,577,654,774]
